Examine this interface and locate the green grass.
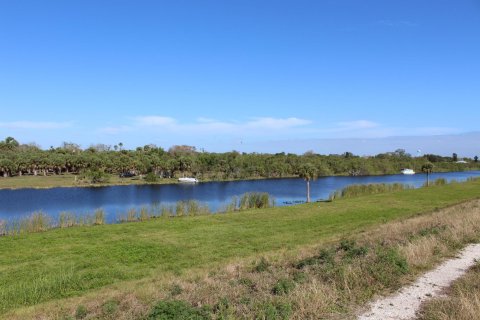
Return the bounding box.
[0,179,479,315]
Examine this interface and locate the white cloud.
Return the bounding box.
[246,117,312,129]
[0,121,72,129]
[134,116,177,126]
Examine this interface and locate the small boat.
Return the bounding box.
[401,168,415,175]
[178,177,199,183]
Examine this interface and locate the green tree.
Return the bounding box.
[421,162,434,187]
[298,163,318,203]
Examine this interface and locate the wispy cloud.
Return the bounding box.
[134,116,177,126]
[99,125,132,134]
[98,116,464,154]
[0,121,73,130]
[320,120,458,139]
[246,117,311,129]
[101,116,312,136]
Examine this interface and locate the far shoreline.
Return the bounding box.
[0,169,479,191]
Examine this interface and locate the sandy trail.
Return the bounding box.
[358,243,480,320]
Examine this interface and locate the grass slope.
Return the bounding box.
[1,180,479,315]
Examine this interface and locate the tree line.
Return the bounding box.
[0,137,478,179]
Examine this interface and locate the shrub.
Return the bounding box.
[338,239,369,259]
[148,300,211,320]
[369,247,409,288]
[272,278,295,295]
[170,284,183,296]
[292,271,307,283]
[256,302,292,320]
[102,299,119,315]
[81,169,110,184]
[145,172,158,183]
[75,305,88,319]
[295,248,335,269]
[254,257,270,272]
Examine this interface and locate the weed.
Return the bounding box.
[292,271,307,284]
[254,257,270,272]
[140,206,150,221]
[238,277,254,288]
[94,208,105,225]
[102,299,119,315]
[214,297,235,319]
[170,284,183,296]
[296,248,335,269]
[272,278,296,295]
[338,239,369,259]
[256,302,292,320]
[75,305,87,319]
[127,208,137,222]
[148,300,211,320]
[369,247,409,288]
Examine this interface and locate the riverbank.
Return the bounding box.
[1,179,480,318]
[0,174,179,190]
[0,169,479,190]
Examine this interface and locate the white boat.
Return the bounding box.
[401,168,415,175]
[178,177,199,183]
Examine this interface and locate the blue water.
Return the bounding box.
[0,171,479,223]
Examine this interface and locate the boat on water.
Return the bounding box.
[401,168,415,175]
[178,177,199,183]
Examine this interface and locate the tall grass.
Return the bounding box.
[221,192,274,212]
[0,193,272,236]
[94,209,105,225]
[329,183,413,200]
[58,211,76,228]
[5,211,51,235]
[0,219,6,236]
[423,178,448,187]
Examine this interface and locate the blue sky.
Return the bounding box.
[1,0,479,155]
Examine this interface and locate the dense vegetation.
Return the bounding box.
[0,137,478,181]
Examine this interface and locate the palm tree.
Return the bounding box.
[421,162,434,187]
[298,163,318,203]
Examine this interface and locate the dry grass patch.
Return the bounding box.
[418,263,480,320]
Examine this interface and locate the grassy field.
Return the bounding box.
[1,179,480,318]
[0,174,178,189]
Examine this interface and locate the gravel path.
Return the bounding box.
[358,243,480,320]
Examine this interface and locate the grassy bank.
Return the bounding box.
[0,174,180,190]
[1,179,480,318]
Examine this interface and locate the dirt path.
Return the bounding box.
[358,243,480,320]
